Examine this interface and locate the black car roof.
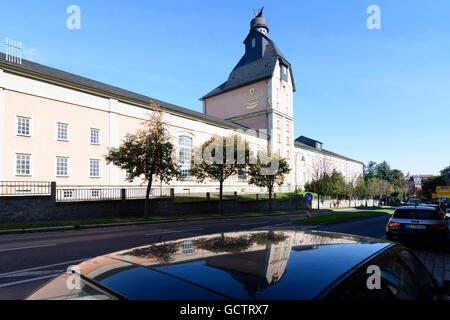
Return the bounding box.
[73,229,392,300]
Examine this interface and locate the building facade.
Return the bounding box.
[0,12,363,194]
[405,173,432,195]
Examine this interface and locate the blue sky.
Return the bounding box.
[1,0,449,175]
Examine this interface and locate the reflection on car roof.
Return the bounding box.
[73,229,392,300]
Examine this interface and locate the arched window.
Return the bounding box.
[179,136,193,179]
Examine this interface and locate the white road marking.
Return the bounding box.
[252,222,289,229]
[0,258,89,277]
[0,244,56,252]
[0,270,65,278]
[240,222,267,226]
[144,228,204,236]
[0,274,60,288]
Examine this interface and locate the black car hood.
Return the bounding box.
[75,229,391,300]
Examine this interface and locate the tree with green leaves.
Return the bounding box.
[191,134,249,200]
[367,177,394,203]
[330,170,346,198]
[305,170,346,198]
[419,175,446,201]
[376,161,393,184]
[355,176,367,199]
[440,166,450,177]
[105,106,179,217]
[343,181,356,201]
[389,169,407,201]
[365,161,377,182]
[248,152,291,212]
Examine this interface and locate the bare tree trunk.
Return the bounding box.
[145,177,153,218]
[318,194,320,211]
[268,187,273,212]
[219,180,223,200]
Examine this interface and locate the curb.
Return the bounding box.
[0,211,315,236]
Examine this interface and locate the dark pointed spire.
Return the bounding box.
[250,8,269,36]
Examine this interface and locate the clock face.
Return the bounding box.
[243,88,262,110]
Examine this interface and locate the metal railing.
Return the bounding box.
[0,181,51,196]
[56,186,172,202]
[126,187,171,199]
[56,187,122,202]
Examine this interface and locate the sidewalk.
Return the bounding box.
[413,249,450,288]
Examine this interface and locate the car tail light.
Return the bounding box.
[388,222,401,228]
[428,224,447,230]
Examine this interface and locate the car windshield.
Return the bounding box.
[393,209,441,220]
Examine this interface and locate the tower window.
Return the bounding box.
[252,38,256,48]
[281,65,288,81]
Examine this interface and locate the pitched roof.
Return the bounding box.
[294,140,364,165]
[201,36,295,100]
[295,136,323,148]
[0,53,253,132]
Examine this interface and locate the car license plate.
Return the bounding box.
[406,224,426,230]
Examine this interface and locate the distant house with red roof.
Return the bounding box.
[405,173,433,194]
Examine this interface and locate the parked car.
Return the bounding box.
[421,203,447,218]
[386,206,449,245]
[26,229,449,300]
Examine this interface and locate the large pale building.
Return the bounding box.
[0,12,363,195]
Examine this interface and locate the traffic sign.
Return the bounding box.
[436,193,450,199]
[436,186,450,193]
[304,193,314,202]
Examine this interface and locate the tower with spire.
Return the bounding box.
[201,8,296,173]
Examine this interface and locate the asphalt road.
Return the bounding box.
[0,211,315,300]
[0,211,394,300]
[316,213,391,239]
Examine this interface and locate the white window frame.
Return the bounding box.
[178,136,193,180]
[56,122,70,142]
[55,156,70,178]
[15,153,32,176]
[16,116,32,137]
[90,128,101,145]
[89,159,101,178]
